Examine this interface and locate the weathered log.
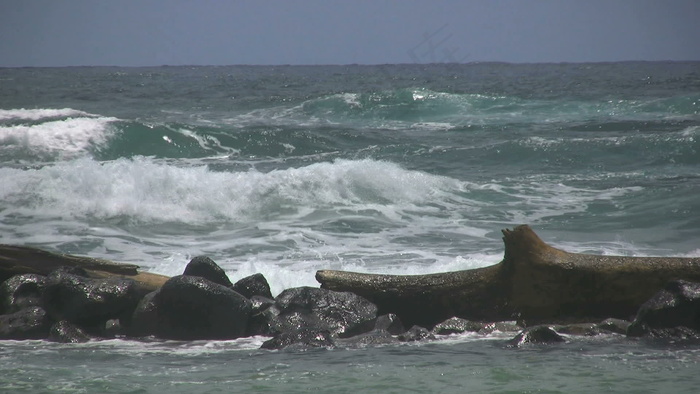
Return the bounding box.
[0,244,169,293]
[316,225,700,327]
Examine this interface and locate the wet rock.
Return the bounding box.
[48,320,90,343]
[42,271,141,331]
[271,287,377,338]
[182,256,233,288]
[336,329,399,348]
[0,274,46,314]
[232,273,273,299]
[398,325,435,342]
[554,323,600,336]
[374,313,406,335]
[260,327,335,350]
[152,275,251,340]
[432,317,484,335]
[246,295,276,337]
[0,306,51,340]
[507,325,565,347]
[627,280,700,338]
[597,318,631,335]
[478,320,523,335]
[128,290,159,337]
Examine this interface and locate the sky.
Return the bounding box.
[0,0,698,67]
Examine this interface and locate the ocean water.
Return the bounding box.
[1,62,699,392]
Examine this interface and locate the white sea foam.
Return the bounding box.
[0,108,91,121]
[0,115,118,157]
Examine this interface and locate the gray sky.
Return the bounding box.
[1,0,698,67]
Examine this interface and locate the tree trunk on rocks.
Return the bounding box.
[316,225,700,328]
[0,244,169,293]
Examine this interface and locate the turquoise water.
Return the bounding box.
[1,63,700,392]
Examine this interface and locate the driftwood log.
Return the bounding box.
[0,244,169,294]
[316,225,700,327]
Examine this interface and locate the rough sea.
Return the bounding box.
[1,62,699,392]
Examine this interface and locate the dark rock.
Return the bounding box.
[182,256,233,288]
[232,273,273,299]
[0,274,46,314]
[374,313,406,335]
[42,271,141,331]
[507,325,566,347]
[479,320,523,335]
[398,325,435,342]
[0,306,51,340]
[336,329,400,348]
[627,280,700,338]
[260,327,335,350]
[554,323,600,336]
[597,318,631,335]
[272,287,377,338]
[48,320,90,343]
[246,296,276,337]
[432,317,484,335]
[152,275,251,340]
[128,290,159,337]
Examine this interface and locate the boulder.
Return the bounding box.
[271,287,377,338]
[48,320,90,343]
[507,325,565,347]
[0,274,46,314]
[597,318,631,335]
[398,325,435,342]
[232,273,273,299]
[0,306,51,340]
[42,271,141,331]
[151,275,251,340]
[374,313,406,335]
[182,256,233,288]
[627,280,700,338]
[432,317,484,335]
[260,327,335,350]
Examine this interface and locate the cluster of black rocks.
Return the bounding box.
[2,255,700,349]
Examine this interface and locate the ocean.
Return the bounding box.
[1,62,699,392]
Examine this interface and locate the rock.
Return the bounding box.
[232,273,273,299]
[0,306,51,340]
[398,325,435,342]
[0,274,46,314]
[48,320,90,343]
[128,290,159,337]
[336,329,399,348]
[478,321,522,335]
[246,295,276,337]
[597,318,631,335]
[151,275,251,340]
[182,256,233,288]
[42,271,142,331]
[374,313,406,335]
[627,280,700,338]
[271,287,377,338]
[554,323,599,336]
[432,317,484,335]
[260,328,335,350]
[507,325,566,347]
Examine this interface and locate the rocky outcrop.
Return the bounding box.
[42,270,141,331]
[233,273,273,299]
[317,225,700,328]
[627,279,700,339]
